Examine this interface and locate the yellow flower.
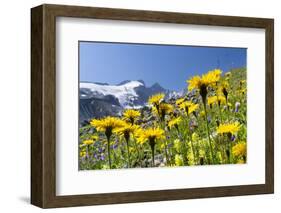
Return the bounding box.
[176,98,185,106]
[217,122,240,134]
[91,116,125,169]
[123,109,141,124]
[129,147,135,153]
[175,154,184,166]
[136,127,165,145]
[207,95,226,106]
[187,69,222,105]
[188,103,199,114]
[199,149,205,158]
[148,93,165,106]
[168,117,182,129]
[227,102,232,108]
[239,88,246,95]
[80,151,86,158]
[207,96,217,106]
[199,110,205,118]
[216,152,223,162]
[240,80,246,84]
[90,116,125,139]
[237,159,245,164]
[217,96,226,105]
[218,81,229,100]
[187,149,195,165]
[173,139,181,153]
[211,69,223,78]
[153,103,173,120]
[225,72,231,77]
[187,69,222,91]
[179,101,192,111]
[83,139,94,145]
[179,101,199,115]
[160,143,166,150]
[192,132,199,142]
[219,81,229,90]
[91,135,99,141]
[136,127,165,167]
[232,142,246,157]
[187,75,201,91]
[159,103,173,114]
[114,123,140,142]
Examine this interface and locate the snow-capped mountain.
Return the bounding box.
[79,80,182,123]
[80,80,145,108]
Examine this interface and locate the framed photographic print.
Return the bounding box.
[31,4,274,208]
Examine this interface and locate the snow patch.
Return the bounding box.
[80,81,144,108]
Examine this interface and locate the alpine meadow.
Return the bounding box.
[79,42,247,170]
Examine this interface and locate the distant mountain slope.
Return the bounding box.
[79,80,182,123]
[80,81,144,108]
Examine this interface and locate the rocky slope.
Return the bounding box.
[79,80,182,124]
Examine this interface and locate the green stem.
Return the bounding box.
[85,145,90,169]
[185,115,198,165]
[190,139,197,165]
[224,138,229,164]
[229,139,233,164]
[86,145,90,158]
[160,121,170,166]
[164,140,170,166]
[107,136,112,169]
[226,99,230,122]
[215,93,223,123]
[150,143,155,167]
[203,103,215,164]
[133,137,141,164]
[126,140,131,168]
[182,142,188,165]
[218,104,223,123]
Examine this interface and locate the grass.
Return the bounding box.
[79,68,247,170]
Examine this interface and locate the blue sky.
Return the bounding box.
[79,41,246,91]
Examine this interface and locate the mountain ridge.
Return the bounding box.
[79,80,182,123]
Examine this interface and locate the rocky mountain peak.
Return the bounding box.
[79,80,182,123]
